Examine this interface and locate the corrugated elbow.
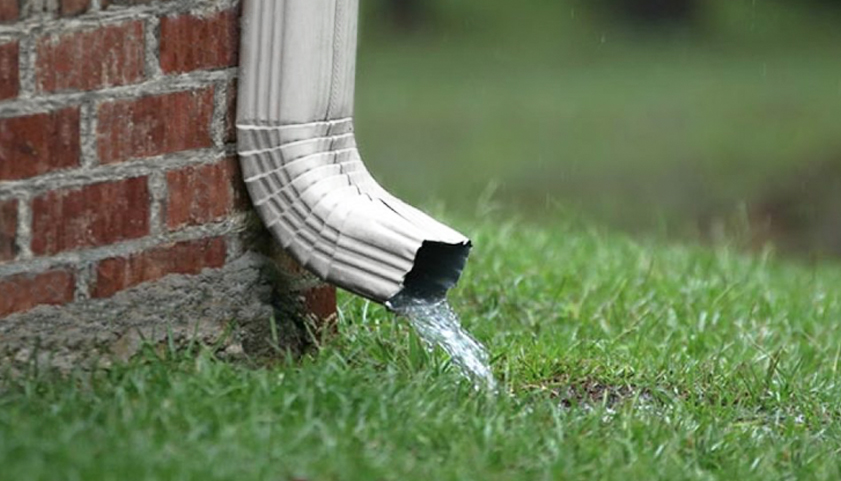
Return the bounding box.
[236,0,471,306]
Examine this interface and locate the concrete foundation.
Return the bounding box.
[0,250,330,372]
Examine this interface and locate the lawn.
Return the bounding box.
[355,0,841,241]
[3,215,841,480]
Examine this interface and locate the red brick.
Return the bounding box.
[159,8,239,74]
[97,88,214,164]
[0,108,80,181]
[60,0,89,16]
[0,199,16,262]
[0,269,75,317]
[225,79,237,143]
[0,0,18,22]
[102,0,174,8]
[166,157,246,229]
[0,41,18,100]
[36,21,144,93]
[31,177,150,256]
[301,285,337,321]
[92,237,226,298]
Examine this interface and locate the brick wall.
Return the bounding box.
[0,0,335,361]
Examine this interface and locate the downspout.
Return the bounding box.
[236,0,471,308]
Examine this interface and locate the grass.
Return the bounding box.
[355,0,841,234]
[4,214,841,480]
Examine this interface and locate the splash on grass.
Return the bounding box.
[391,296,496,391]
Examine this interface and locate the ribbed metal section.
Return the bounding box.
[236,0,471,305]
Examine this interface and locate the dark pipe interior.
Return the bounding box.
[387,240,472,308]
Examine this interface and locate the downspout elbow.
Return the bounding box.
[236,0,471,307]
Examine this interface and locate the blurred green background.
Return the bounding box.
[353,0,841,258]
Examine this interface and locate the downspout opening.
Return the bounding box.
[387,240,472,309]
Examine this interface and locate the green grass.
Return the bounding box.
[355,0,841,233]
[4,215,841,480]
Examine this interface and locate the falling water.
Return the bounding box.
[390,296,497,391]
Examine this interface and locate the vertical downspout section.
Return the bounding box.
[237,0,471,307]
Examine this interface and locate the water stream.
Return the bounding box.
[390,296,497,391]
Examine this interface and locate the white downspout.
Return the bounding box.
[236,0,471,307]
